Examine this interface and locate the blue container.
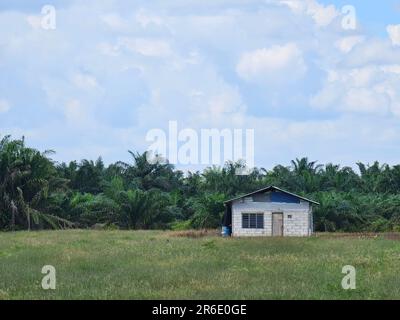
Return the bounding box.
[221,226,231,237]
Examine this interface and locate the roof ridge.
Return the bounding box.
[224,186,320,205]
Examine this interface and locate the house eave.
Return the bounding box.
[223,186,320,205]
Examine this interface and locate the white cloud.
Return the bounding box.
[26,15,42,29]
[381,65,400,74]
[101,13,127,30]
[0,99,10,113]
[306,1,338,27]
[97,42,120,57]
[387,24,400,46]
[348,66,377,87]
[206,88,246,124]
[279,0,339,27]
[311,65,400,117]
[97,37,173,58]
[119,37,172,57]
[343,88,389,115]
[241,114,400,169]
[135,9,164,28]
[2,0,400,168]
[64,99,87,124]
[72,73,98,90]
[279,0,305,13]
[310,84,338,109]
[335,36,364,53]
[236,43,307,83]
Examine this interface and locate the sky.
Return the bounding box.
[1,0,400,171]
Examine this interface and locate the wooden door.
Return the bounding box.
[272,213,283,236]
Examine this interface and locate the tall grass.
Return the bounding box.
[0,230,399,299]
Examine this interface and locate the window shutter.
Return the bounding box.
[242,214,249,228]
[242,213,264,229]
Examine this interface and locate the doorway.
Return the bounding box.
[272,212,283,236]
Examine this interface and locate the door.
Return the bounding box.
[272,213,283,236]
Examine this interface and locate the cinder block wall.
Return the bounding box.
[283,212,310,236]
[231,200,312,237]
[232,211,272,236]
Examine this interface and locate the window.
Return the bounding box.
[242,213,264,229]
[288,215,292,219]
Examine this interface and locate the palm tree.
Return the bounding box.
[289,158,323,193]
[118,189,169,229]
[123,151,183,192]
[0,136,72,230]
[357,161,388,193]
[291,157,323,175]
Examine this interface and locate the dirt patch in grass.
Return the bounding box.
[166,229,220,238]
[382,233,400,241]
[315,232,400,241]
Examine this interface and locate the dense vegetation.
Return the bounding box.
[1,135,400,232]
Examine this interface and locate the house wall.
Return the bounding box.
[231,199,312,237]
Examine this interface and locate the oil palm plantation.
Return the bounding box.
[0,136,71,230]
[2,134,400,232]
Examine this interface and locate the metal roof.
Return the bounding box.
[223,185,320,205]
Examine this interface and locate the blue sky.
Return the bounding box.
[1,0,400,170]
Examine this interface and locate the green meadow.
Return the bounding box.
[1,230,399,300]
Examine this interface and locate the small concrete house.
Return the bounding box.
[222,186,319,237]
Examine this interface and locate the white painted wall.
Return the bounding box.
[231,199,312,237]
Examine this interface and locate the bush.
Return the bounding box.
[170,220,192,231]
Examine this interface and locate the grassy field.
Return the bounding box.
[1,230,400,300]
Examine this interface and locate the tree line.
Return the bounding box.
[1,135,400,232]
